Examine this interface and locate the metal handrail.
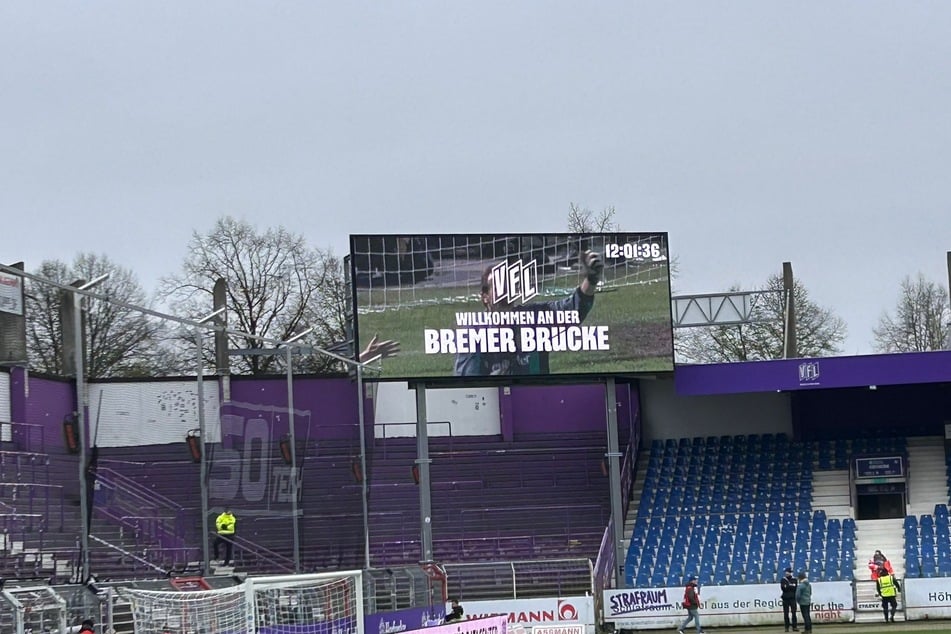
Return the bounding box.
[89,534,168,576]
[94,466,186,511]
[0,481,65,529]
[92,468,187,547]
[208,530,297,572]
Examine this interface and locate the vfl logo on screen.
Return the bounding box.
[491,260,538,305]
[798,361,820,385]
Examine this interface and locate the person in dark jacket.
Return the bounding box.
[678,576,704,634]
[876,566,902,622]
[780,567,799,632]
[445,599,464,623]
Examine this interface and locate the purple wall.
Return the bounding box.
[505,382,639,448]
[9,369,80,504]
[10,368,75,454]
[507,384,608,435]
[229,376,361,437]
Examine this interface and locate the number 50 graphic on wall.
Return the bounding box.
[209,413,301,507]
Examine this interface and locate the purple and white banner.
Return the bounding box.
[365,605,447,634]
[604,582,853,629]
[404,615,507,634]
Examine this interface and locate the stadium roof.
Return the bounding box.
[675,350,951,396]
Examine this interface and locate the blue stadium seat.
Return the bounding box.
[824,563,839,581]
[839,561,853,580]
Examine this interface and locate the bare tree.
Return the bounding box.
[161,216,345,375]
[567,202,680,279]
[567,203,618,233]
[26,254,161,378]
[873,273,950,352]
[676,274,847,363]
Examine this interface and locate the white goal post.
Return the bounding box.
[120,570,364,634]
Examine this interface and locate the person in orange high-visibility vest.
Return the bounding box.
[868,549,893,579]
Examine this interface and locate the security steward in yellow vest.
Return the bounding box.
[876,566,901,623]
[214,509,237,566]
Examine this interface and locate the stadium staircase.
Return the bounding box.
[907,436,947,515]
[852,517,904,624]
[811,470,850,520]
[848,436,946,623]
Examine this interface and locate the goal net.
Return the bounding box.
[351,233,669,313]
[120,571,363,634]
[121,584,249,634]
[253,573,360,634]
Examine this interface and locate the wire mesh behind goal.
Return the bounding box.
[120,571,363,634]
[0,585,67,634]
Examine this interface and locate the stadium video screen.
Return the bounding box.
[350,233,674,380]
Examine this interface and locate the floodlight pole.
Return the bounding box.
[946,252,951,350]
[415,384,434,563]
[356,364,371,569]
[283,327,311,574]
[74,274,109,583]
[604,377,625,587]
[195,307,224,575]
[195,329,210,574]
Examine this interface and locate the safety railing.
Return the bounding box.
[92,467,187,548]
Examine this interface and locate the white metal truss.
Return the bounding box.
[672,290,780,327]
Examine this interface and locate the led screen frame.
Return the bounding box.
[350,232,674,382]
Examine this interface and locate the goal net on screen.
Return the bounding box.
[351,233,669,312]
[120,571,362,634]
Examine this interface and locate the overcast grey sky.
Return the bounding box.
[2,2,949,356]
